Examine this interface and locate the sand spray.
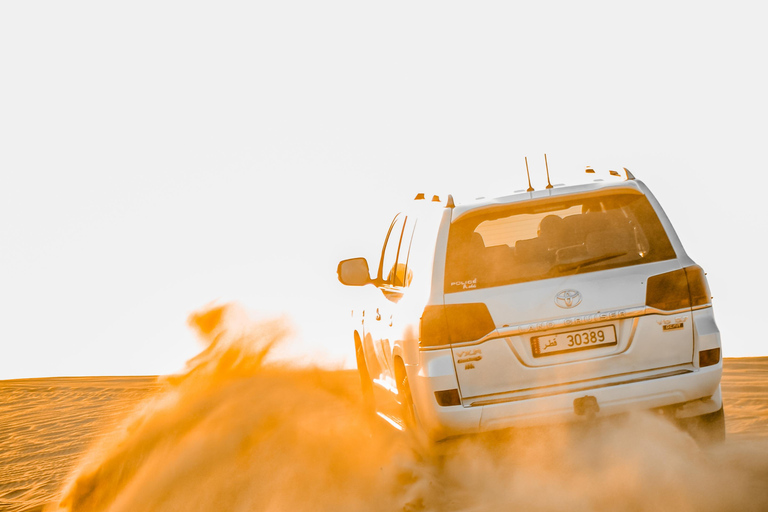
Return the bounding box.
[53,304,768,512]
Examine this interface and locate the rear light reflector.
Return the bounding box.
[420,305,450,346]
[699,347,720,367]
[434,389,461,406]
[684,265,711,307]
[419,303,496,347]
[646,268,690,310]
[646,265,711,311]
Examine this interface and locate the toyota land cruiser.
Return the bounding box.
[337,174,723,443]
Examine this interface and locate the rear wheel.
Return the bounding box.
[395,359,417,430]
[678,406,725,446]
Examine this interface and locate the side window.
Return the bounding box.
[396,217,416,287]
[379,214,417,288]
[379,214,405,284]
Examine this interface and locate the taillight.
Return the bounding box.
[699,347,720,367]
[646,265,711,311]
[434,389,461,406]
[419,303,496,347]
[684,265,711,307]
[420,306,450,346]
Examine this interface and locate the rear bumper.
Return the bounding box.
[409,353,722,440]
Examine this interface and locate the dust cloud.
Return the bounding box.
[53,304,768,512]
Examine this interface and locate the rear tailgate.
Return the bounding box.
[448,260,693,401]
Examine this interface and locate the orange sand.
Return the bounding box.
[1,311,766,512]
[0,360,764,512]
[0,377,161,512]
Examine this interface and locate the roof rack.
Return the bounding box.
[584,166,636,180]
[414,192,454,208]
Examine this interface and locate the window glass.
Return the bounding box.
[444,192,676,292]
[379,214,405,284]
[395,217,416,287]
[379,214,416,288]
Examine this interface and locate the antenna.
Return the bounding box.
[525,157,534,192]
[544,154,553,189]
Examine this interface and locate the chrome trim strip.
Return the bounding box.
[448,305,710,349]
[467,363,692,402]
[419,304,712,351]
[468,368,694,407]
[500,306,645,338]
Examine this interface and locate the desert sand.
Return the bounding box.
[1,310,766,512]
[0,377,162,512]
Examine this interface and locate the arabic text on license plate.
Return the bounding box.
[531,325,617,357]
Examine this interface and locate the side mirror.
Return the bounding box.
[337,257,373,286]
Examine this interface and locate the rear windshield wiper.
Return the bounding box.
[553,252,627,273]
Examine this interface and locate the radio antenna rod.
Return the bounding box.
[525,157,534,192]
[544,154,553,189]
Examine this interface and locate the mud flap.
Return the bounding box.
[574,395,600,417]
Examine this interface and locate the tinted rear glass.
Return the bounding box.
[444,192,676,292]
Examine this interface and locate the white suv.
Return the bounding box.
[337,175,723,443]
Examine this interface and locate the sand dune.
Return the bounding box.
[0,311,766,512]
[0,377,161,512]
[720,357,768,439]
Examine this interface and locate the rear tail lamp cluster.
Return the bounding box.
[699,347,720,368]
[419,303,496,347]
[434,389,461,406]
[646,265,711,311]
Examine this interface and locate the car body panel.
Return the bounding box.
[340,178,722,441]
[446,261,697,400]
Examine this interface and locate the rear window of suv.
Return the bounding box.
[444,191,676,292]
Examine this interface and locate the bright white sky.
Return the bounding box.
[1,2,766,379]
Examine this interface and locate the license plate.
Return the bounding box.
[531,325,617,357]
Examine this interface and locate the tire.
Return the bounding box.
[395,360,417,430]
[678,406,726,446]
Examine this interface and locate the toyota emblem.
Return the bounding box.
[555,289,582,309]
